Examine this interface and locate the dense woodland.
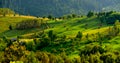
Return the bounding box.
[1,0,120,17]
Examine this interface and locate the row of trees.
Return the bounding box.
[14,19,50,30]
[42,14,79,20]
[87,11,120,25]
[16,19,40,30]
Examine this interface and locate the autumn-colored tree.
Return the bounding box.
[4,43,26,62]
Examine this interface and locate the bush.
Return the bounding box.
[0,40,7,51]
[26,41,36,51]
[100,53,115,63]
[87,11,94,17]
[80,45,106,56]
[48,15,53,19]
[36,37,51,50]
[9,25,13,30]
[76,31,83,40]
[4,44,26,62]
[0,8,15,16]
[48,30,57,41]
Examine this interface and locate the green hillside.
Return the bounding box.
[0,17,37,37]
[0,15,106,38]
[1,0,120,62]
[1,10,120,62]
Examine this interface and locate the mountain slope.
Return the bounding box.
[1,0,120,17]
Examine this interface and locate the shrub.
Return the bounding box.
[87,11,94,17]
[36,37,51,50]
[9,25,13,30]
[0,8,15,16]
[100,53,115,63]
[48,30,57,41]
[80,45,106,56]
[76,31,83,40]
[48,15,54,20]
[0,40,7,51]
[26,41,36,51]
[4,44,26,62]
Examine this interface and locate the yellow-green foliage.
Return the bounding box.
[0,8,14,15]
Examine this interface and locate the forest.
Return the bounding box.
[0,0,120,17]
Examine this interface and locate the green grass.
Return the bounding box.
[0,16,39,37]
[0,16,108,38]
[0,15,120,59]
[46,16,108,38]
[0,16,30,32]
